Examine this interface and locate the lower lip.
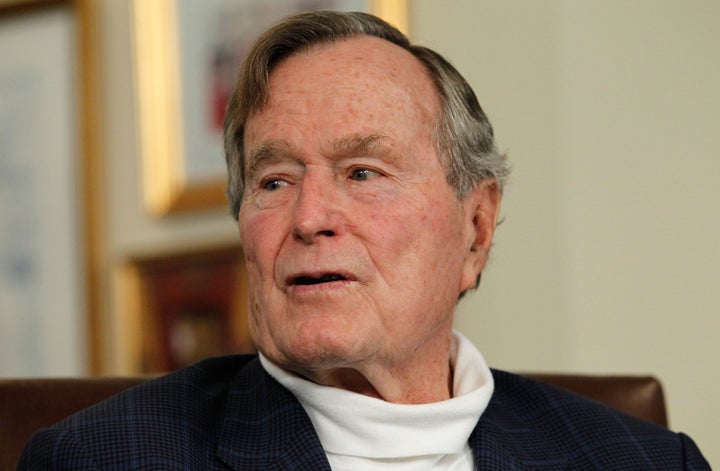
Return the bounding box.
[287,279,354,296]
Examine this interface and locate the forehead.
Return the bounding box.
[246,36,441,142]
[272,35,432,84]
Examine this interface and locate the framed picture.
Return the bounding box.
[0,0,102,375]
[132,0,408,216]
[116,243,252,374]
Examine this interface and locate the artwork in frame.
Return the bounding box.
[0,0,102,375]
[132,0,407,216]
[117,243,252,374]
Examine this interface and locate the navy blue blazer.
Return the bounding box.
[19,355,710,470]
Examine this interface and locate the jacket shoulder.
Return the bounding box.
[476,369,710,469]
[19,354,260,469]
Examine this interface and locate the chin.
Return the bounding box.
[252,304,377,368]
[279,327,371,372]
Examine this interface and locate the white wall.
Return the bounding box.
[411,0,719,464]
[558,0,719,462]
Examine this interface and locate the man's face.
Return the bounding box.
[239,36,493,397]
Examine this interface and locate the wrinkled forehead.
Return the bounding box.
[245,36,442,150]
[260,35,440,120]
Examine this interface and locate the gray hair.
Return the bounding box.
[223,10,509,219]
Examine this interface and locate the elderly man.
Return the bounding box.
[20,11,708,470]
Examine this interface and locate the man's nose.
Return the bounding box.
[291,175,344,243]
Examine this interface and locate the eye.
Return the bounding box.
[262,178,289,191]
[349,168,381,182]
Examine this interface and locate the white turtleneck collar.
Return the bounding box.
[259,330,493,470]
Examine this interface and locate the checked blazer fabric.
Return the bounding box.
[19,355,710,470]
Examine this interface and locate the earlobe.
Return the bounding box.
[460,180,501,292]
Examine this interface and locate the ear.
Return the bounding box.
[459,179,501,293]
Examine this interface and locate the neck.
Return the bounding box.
[290,333,455,404]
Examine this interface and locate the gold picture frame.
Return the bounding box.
[132,0,407,216]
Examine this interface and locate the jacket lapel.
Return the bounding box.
[215,358,331,471]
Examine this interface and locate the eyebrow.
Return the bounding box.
[245,140,296,182]
[244,133,397,182]
[330,133,395,161]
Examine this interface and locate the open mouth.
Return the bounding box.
[290,273,349,286]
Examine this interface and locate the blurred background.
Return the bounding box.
[0,0,717,465]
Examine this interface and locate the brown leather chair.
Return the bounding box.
[0,373,667,470]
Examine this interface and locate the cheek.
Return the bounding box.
[380,191,459,243]
[239,209,285,280]
[361,199,432,267]
[378,196,465,278]
[239,211,284,341]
